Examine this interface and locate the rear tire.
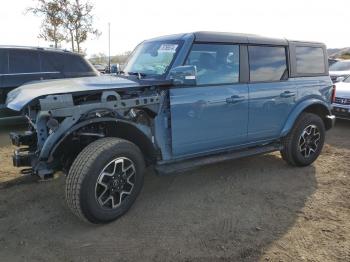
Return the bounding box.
[281,113,325,166]
[65,137,145,223]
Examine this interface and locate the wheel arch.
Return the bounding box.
[281,100,332,137]
[50,118,158,170]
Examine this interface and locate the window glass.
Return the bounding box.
[296,46,325,74]
[0,50,8,74]
[185,44,239,85]
[9,50,40,73]
[123,41,181,78]
[249,46,287,82]
[41,52,95,76]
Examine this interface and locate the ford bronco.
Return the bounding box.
[6,32,335,223]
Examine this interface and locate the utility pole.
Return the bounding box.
[108,22,111,73]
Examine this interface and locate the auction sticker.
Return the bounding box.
[158,44,178,52]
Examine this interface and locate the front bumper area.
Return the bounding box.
[13,148,36,167]
[10,131,37,168]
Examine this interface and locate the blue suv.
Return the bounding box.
[6,32,335,223]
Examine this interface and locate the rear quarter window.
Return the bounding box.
[296,46,325,74]
[9,49,40,73]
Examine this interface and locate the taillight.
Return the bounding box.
[331,84,336,103]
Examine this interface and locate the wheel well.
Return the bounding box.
[303,104,332,130]
[104,121,158,165]
[52,121,158,172]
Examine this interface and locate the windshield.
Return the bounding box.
[123,40,182,78]
[329,60,350,71]
[344,76,350,83]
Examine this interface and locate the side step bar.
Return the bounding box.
[155,144,282,175]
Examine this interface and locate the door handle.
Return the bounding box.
[226,95,245,104]
[280,91,296,98]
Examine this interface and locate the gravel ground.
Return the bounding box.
[0,120,349,262]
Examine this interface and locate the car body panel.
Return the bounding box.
[170,83,248,156]
[6,76,142,111]
[248,80,297,140]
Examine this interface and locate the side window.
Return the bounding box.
[0,50,8,74]
[9,50,40,73]
[41,52,94,75]
[185,44,239,85]
[296,46,325,74]
[249,46,288,82]
[40,52,63,72]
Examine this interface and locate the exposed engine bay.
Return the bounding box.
[10,86,168,179]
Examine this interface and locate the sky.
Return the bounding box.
[0,0,349,58]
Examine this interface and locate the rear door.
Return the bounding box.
[3,49,41,89]
[247,45,296,141]
[170,43,249,157]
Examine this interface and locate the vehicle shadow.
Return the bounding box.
[0,152,316,261]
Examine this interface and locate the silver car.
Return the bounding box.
[332,76,350,119]
[329,60,350,82]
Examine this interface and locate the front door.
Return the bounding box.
[169,43,248,157]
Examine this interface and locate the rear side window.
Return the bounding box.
[0,50,8,74]
[185,43,240,85]
[9,50,40,73]
[249,46,288,82]
[296,46,325,74]
[41,52,94,76]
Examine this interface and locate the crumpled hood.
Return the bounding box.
[6,75,141,111]
[335,81,350,98]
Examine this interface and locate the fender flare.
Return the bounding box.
[46,117,155,161]
[280,99,332,137]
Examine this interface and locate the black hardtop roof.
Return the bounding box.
[147,31,325,46]
[194,31,287,45]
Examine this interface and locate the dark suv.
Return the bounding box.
[0,46,98,121]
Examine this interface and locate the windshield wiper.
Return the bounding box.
[127,71,147,79]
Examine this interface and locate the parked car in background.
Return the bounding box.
[92,64,106,74]
[332,76,350,119]
[329,60,350,82]
[6,32,335,223]
[0,46,98,122]
[328,58,339,66]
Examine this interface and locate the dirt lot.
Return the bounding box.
[0,121,349,262]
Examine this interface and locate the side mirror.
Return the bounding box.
[169,65,197,86]
[336,76,345,82]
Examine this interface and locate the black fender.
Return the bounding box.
[47,117,158,164]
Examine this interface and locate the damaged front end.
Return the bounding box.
[8,84,163,179]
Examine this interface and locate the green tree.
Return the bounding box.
[26,0,65,48]
[61,0,100,53]
[27,0,99,53]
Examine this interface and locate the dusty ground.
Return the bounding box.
[0,121,349,262]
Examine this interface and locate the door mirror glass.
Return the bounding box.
[169,65,197,86]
